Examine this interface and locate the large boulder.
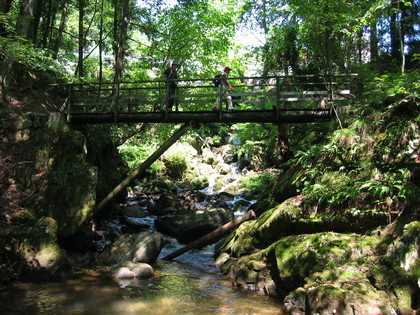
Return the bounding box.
[214,196,419,314]
[154,191,184,215]
[99,231,164,265]
[155,208,234,243]
[6,217,74,281]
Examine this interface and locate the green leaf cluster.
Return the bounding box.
[291,71,419,216]
[0,37,68,79]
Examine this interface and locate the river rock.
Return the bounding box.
[121,205,148,218]
[112,261,154,280]
[99,231,163,265]
[154,207,234,243]
[154,191,184,215]
[215,195,419,314]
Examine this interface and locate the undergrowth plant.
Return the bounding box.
[293,71,419,218]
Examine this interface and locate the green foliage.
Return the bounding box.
[291,71,419,217]
[191,176,209,190]
[232,123,278,170]
[162,152,188,180]
[118,141,164,177]
[240,171,278,199]
[0,37,68,79]
[118,143,152,169]
[360,71,420,112]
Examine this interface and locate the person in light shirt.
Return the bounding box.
[213,66,234,111]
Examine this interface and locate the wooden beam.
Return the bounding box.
[92,123,191,217]
[163,210,256,261]
[68,109,331,124]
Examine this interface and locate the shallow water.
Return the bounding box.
[0,246,286,314]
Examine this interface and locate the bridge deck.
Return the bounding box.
[60,74,357,124]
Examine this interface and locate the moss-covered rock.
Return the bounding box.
[274,233,377,291]
[0,112,127,281]
[215,196,419,314]
[6,216,73,281]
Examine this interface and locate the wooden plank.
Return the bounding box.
[68,109,332,124]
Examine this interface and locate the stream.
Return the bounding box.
[0,244,285,314]
[0,144,287,314]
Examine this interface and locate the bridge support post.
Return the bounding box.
[92,122,192,217]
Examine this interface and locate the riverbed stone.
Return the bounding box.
[154,207,234,243]
[99,231,163,265]
[132,231,163,263]
[215,194,419,313]
[112,261,154,280]
[122,205,148,218]
[154,191,184,215]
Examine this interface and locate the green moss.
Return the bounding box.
[191,176,209,190]
[35,243,66,268]
[274,232,379,287]
[215,220,256,257]
[253,198,303,244]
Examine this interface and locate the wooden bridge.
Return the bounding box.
[60,74,357,124]
[81,73,357,217]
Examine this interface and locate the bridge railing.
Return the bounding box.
[62,74,357,121]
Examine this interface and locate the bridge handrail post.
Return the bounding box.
[165,79,169,120]
[328,73,334,102]
[218,79,223,119]
[275,77,280,119]
[175,85,179,112]
[67,84,74,123]
[111,81,120,122]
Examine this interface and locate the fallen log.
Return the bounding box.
[163,210,256,261]
[93,122,191,217]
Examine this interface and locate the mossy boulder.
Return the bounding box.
[215,194,419,314]
[273,233,378,291]
[6,216,73,281]
[1,113,128,280]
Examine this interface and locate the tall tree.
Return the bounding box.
[38,0,57,48]
[15,0,42,42]
[114,0,129,84]
[77,0,84,77]
[52,0,69,59]
[98,0,104,82]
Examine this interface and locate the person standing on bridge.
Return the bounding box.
[164,60,179,110]
[213,66,234,111]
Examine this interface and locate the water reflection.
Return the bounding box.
[0,249,285,314]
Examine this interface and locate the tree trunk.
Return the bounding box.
[163,210,256,261]
[276,123,292,164]
[261,0,269,78]
[31,0,43,44]
[111,0,129,114]
[39,0,56,48]
[113,0,120,60]
[92,123,191,218]
[99,0,104,83]
[15,0,39,42]
[370,22,379,62]
[52,0,69,59]
[113,0,129,84]
[76,0,84,77]
[390,0,401,66]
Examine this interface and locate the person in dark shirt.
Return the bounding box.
[164,60,179,110]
